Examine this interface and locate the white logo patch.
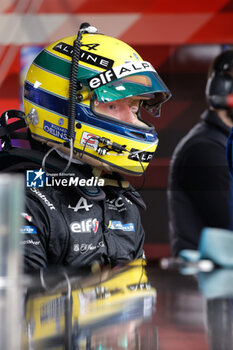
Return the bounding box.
[70,218,99,234]
[80,132,99,150]
[20,240,40,245]
[30,188,56,210]
[106,197,128,212]
[68,197,93,212]
[21,212,33,222]
[74,241,104,254]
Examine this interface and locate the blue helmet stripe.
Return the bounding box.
[24,81,157,143]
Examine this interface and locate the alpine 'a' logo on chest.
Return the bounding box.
[68,197,93,212]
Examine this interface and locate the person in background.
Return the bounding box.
[167,50,233,256]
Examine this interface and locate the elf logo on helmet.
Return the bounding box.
[70,218,99,234]
[88,61,155,90]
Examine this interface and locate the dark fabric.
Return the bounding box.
[167,109,232,256]
[226,127,233,178]
[0,149,145,271]
[226,127,233,230]
[22,177,145,271]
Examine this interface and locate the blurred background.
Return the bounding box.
[1,0,233,259]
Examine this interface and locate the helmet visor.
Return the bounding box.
[92,96,152,128]
[93,70,171,117]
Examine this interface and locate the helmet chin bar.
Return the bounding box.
[39,134,155,177]
[80,134,155,160]
[78,135,128,161]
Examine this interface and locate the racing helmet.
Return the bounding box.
[24,24,171,175]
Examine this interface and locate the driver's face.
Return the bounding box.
[93,97,148,127]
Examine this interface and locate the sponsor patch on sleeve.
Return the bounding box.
[20,226,37,234]
[21,212,33,222]
[108,220,135,232]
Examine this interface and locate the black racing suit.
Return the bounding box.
[19,162,146,271]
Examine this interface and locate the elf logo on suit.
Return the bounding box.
[70,218,99,234]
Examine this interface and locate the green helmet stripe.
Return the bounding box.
[34,50,99,81]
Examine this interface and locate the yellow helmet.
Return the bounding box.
[24,24,171,175]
